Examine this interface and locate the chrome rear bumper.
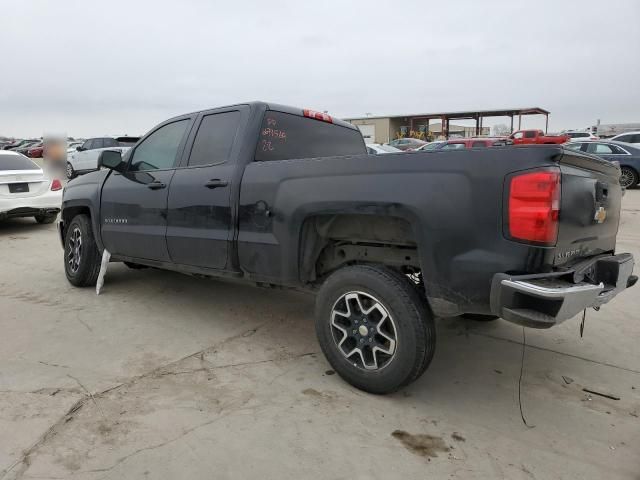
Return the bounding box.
[491,253,636,328]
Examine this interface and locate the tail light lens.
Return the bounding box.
[51,179,63,191]
[508,169,560,245]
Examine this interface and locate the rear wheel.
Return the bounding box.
[620,167,638,189]
[64,214,101,287]
[315,265,436,394]
[35,213,57,224]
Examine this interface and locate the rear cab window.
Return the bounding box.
[255,111,366,161]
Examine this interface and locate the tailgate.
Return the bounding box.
[554,149,622,267]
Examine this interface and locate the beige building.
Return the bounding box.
[348,117,489,144]
[345,107,550,144]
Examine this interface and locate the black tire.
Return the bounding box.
[462,313,499,322]
[64,214,102,287]
[315,265,436,394]
[66,162,76,180]
[34,213,57,224]
[620,167,638,189]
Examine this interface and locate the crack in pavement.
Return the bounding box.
[468,330,640,375]
[0,318,310,480]
[84,395,255,479]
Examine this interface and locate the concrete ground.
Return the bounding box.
[0,191,638,480]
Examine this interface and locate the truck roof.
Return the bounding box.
[169,101,359,132]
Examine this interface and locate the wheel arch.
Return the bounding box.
[61,202,103,251]
[298,213,421,284]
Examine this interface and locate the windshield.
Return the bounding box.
[0,153,40,171]
[421,142,444,150]
[378,144,402,152]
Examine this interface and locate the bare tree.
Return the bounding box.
[493,124,511,136]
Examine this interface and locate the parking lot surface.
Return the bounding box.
[0,192,639,480]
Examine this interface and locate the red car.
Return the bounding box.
[27,143,44,158]
[509,129,568,145]
[436,137,510,150]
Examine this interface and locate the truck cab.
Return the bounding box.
[510,129,569,145]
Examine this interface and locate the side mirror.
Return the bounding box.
[98,150,125,172]
[76,146,84,151]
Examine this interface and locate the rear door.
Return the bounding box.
[100,118,192,262]
[166,107,246,269]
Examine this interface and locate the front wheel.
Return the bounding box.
[66,162,76,179]
[620,167,638,189]
[315,265,436,394]
[64,214,102,287]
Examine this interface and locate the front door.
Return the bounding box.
[166,109,244,269]
[100,118,192,261]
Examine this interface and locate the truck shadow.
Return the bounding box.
[0,217,56,236]
[101,264,543,400]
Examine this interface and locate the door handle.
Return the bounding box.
[147,181,166,190]
[205,179,228,189]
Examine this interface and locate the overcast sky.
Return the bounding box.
[1,0,639,138]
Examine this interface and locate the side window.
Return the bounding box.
[103,138,118,148]
[565,142,583,151]
[187,111,241,167]
[255,111,366,161]
[471,141,487,148]
[524,131,536,138]
[92,139,104,149]
[442,142,465,150]
[587,143,614,154]
[630,134,640,143]
[615,134,632,143]
[81,139,92,150]
[513,132,524,139]
[129,120,189,172]
[610,145,628,155]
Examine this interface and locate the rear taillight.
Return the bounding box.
[303,109,333,123]
[51,179,62,191]
[508,169,560,245]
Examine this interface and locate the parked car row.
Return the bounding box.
[372,134,639,189]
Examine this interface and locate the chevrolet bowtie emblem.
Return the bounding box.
[594,206,607,224]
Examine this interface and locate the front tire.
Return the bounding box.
[64,214,102,287]
[620,167,638,189]
[315,265,436,394]
[66,162,76,180]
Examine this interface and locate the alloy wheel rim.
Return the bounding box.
[66,164,73,178]
[330,291,397,370]
[620,169,634,188]
[67,227,82,273]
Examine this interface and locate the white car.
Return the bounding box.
[414,141,446,151]
[67,136,139,179]
[366,143,402,154]
[610,131,640,147]
[565,131,599,141]
[0,151,62,223]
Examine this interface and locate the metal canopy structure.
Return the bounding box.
[347,107,551,139]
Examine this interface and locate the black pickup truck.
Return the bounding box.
[58,102,636,394]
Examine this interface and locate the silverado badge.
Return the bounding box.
[594,206,607,224]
